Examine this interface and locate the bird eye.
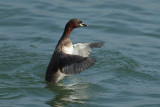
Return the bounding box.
[79,21,83,24]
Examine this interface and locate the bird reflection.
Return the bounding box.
[45,79,90,107]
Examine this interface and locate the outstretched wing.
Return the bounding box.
[59,52,95,74]
[73,42,104,57]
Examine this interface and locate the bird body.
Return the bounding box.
[45,19,104,83]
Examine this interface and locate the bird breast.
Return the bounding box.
[62,45,73,54]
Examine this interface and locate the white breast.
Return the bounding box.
[63,45,73,54]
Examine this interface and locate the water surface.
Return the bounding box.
[0,0,160,107]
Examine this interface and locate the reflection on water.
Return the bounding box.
[45,81,90,107]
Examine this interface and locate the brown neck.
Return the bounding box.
[56,25,73,49]
[62,25,74,38]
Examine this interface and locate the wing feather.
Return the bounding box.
[59,52,95,74]
[73,42,104,57]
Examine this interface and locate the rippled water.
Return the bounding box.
[0,0,160,107]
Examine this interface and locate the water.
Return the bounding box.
[0,0,160,107]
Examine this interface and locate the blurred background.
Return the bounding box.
[0,0,160,107]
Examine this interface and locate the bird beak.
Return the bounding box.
[79,23,88,27]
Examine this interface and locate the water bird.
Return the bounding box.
[45,19,104,82]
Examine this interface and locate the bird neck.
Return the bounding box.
[62,25,73,38]
[56,26,73,49]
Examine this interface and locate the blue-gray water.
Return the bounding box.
[0,0,160,107]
